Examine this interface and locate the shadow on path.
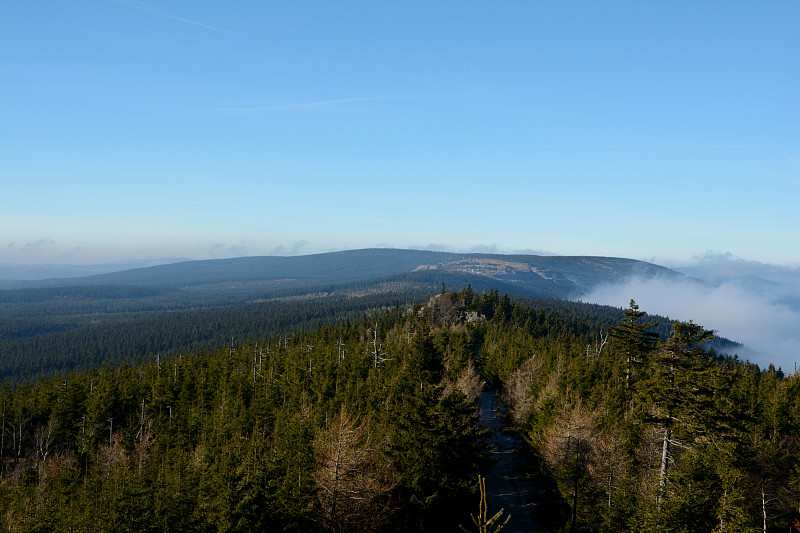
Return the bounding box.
[479,390,563,533]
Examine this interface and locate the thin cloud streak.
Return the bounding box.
[22,173,71,182]
[198,94,421,114]
[122,195,216,208]
[523,143,775,151]
[111,0,232,33]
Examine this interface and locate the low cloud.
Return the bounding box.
[411,243,454,253]
[467,244,503,254]
[208,244,248,259]
[268,241,310,256]
[678,252,800,310]
[409,243,557,256]
[22,238,56,251]
[56,247,84,262]
[581,275,800,373]
[464,244,557,256]
[509,247,558,256]
[2,239,60,263]
[686,251,800,279]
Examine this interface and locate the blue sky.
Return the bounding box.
[2,1,798,266]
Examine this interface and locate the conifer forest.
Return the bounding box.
[0,288,797,532]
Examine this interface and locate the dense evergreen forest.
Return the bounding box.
[0,289,797,531]
[0,248,689,384]
[0,275,739,386]
[0,281,678,386]
[0,288,430,384]
[0,268,548,384]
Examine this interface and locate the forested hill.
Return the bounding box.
[1,248,683,298]
[0,290,795,532]
[0,249,693,384]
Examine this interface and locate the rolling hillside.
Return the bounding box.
[1,248,682,297]
[0,249,689,382]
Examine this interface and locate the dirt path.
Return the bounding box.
[479,390,551,533]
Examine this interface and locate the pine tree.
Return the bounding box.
[609,300,658,391]
[640,320,714,510]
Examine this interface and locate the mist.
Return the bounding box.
[580,274,800,373]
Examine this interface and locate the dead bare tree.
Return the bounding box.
[537,400,598,533]
[1,402,5,478]
[586,329,608,359]
[370,324,390,368]
[313,406,396,533]
[443,359,484,404]
[501,355,542,426]
[34,416,57,465]
[587,427,631,510]
[135,420,154,475]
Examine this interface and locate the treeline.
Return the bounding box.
[0,269,502,384]
[0,291,431,384]
[1,288,793,532]
[494,299,799,532]
[0,280,666,384]
[0,293,502,532]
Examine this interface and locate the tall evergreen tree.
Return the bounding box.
[609,300,659,391]
[640,320,714,510]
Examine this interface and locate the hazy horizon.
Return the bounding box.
[3,244,799,271]
[4,245,799,269]
[2,2,798,370]
[1,247,798,372]
[2,2,798,268]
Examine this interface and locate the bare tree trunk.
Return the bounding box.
[1,402,4,478]
[571,464,579,533]
[314,406,396,532]
[625,354,631,389]
[16,412,24,460]
[657,426,670,509]
[330,418,345,528]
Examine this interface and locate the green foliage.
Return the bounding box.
[389,381,491,521]
[1,249,697,385]
[496,303,800,533]
[0,288,795,532]
[0,291,507,531]
[610,299,659,392]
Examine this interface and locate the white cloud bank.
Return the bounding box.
[581,274,800,374]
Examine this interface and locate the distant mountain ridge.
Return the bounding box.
[1,248,683,300]
[0,249,717,384]
[0,258,188,281]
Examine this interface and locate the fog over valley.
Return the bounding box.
[580,255,800,373]
[2,1,798,529]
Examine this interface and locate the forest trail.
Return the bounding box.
[479,390,551,533]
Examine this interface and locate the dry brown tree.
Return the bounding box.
[501,355,542,426]
[313,405,396,533]
[538,400,598,532]
[443,358,484,404]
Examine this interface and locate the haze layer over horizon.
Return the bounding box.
[1,2,798,267]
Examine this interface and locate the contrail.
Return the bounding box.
[111,0,232,33]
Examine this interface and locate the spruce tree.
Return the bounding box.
[609,300,659,391]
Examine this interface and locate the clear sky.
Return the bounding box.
[2,1,798,266]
